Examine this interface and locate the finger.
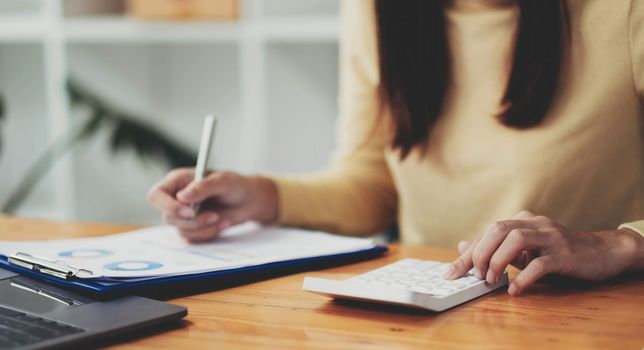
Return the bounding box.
[472,220,538,282]
[179,207,249,243]
[156,168,195,193]
[163,212,220,230]
[444,239,476,279]
[180,225,223,243]
[531,215,559,228]
[211,207,251,231]
[148,187,194,219]
[147,168,194,214]
[508,256,558,296]
[486,229,543,284]
[512,210,536,220]
[510,250,536,270]
[458,240,472,254]
[177,172,234,204]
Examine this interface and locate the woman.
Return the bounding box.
[148,0,644,296]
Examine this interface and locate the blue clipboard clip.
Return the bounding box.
[8,252,93,280]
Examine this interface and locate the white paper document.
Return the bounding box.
[0,223,377,282]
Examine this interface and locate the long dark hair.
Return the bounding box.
[375,0,569,158]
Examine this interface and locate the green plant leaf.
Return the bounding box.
[69,79,197,168]
[109,116,196,168]
[75,108,106,143]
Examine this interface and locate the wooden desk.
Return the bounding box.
[1,216,643,349]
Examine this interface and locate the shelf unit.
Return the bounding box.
[61,15,339,43]
[0,0,340,223]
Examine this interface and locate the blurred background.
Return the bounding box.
[0,0,340,225]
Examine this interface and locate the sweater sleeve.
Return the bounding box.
[623,2,644,238]
[630,0,644,100]
[270,0,397,236]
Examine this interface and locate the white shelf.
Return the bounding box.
[64,15,338,44]
[0,15,339,44]
[0,14,47,42]
[64,16,241,43]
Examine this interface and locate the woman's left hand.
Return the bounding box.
[443,210,644,296]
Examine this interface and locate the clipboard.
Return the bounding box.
[0,246,388,296]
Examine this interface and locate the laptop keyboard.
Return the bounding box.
[0,305,85,349]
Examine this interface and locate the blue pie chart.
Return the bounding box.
[103,260,163,272]
[58,249,112,259]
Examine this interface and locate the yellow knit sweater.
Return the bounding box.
[272,0,644,247]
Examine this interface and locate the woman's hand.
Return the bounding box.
[147,168,278,242]
[443,210,644,296]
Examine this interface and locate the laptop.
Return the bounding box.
[0,268,187,349]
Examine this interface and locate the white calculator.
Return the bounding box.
[303,258,508,312]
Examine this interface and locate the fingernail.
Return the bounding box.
[473,267,483,279]
[206,214,219,224]
[178,206,194,219]
[486,270,496,284]
[508,283,518,296]
[443,264,456,279]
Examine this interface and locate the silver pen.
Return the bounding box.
[191,115,218,220]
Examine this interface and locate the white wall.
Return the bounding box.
[265,43,338,173]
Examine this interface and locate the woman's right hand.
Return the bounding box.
[147,168,278,242]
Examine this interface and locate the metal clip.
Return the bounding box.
[8,252,93,280]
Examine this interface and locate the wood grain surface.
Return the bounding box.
[1,216,642,349]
